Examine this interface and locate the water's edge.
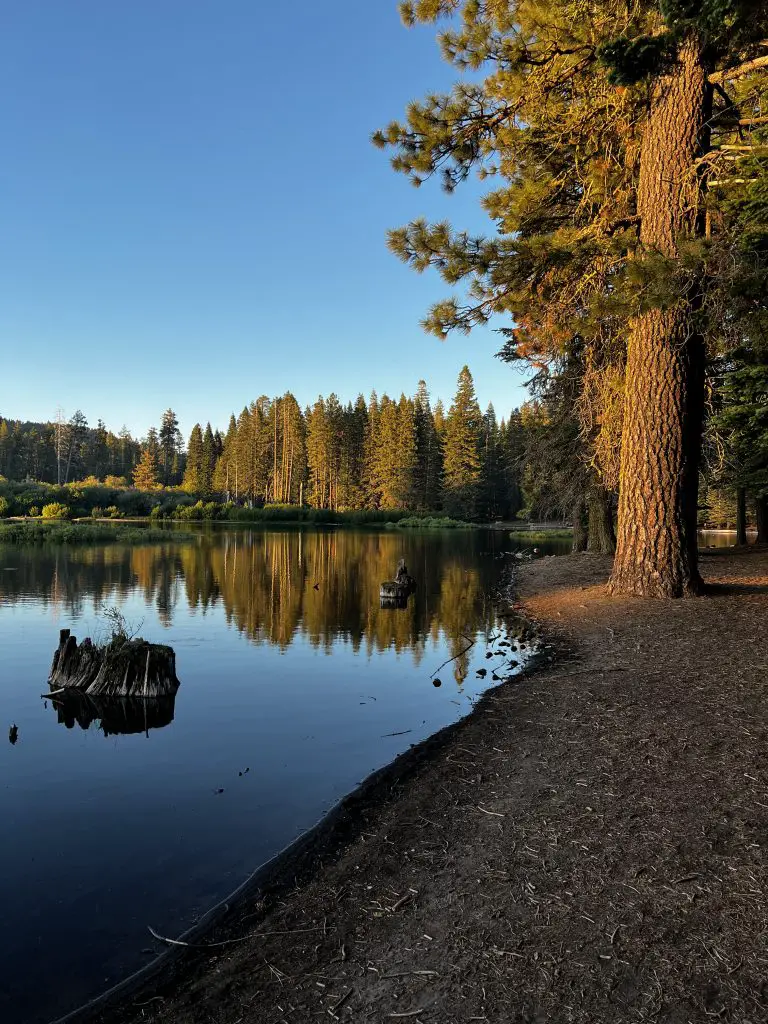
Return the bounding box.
[50,611,546,1024]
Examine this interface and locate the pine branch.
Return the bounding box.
[710,54,768,86]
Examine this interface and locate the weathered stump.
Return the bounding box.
[49,629,180,698]
[380,559,416,608]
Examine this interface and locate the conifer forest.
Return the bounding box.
[5,3,768,596]
[7,5,768,1024]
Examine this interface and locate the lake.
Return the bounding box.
[0,526,565,1024]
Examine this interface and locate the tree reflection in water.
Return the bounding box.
[2,528,517,687]
[48,692,176,737]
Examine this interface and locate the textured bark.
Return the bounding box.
[587,486,616,555]
[609,36,711,598]
[49,630,180,698]
[572,496,588,552]
[736,488,747,546]
[755,495,768,544]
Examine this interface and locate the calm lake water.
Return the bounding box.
[0,526,566,1024]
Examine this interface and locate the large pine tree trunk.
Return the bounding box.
[736,487,747,545]
[609,36,711,598]
[755,494,768,544]
[587,485,616,555]
[572,496,588,552]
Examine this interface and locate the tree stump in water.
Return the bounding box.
[49,629,180,698]
[380,559,416,607]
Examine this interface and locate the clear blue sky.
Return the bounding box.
[0,0,528,441]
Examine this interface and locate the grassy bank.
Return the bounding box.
[0,521,195,545]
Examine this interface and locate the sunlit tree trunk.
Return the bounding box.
[610,35,711,598]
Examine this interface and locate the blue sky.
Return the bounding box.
[0,1,528,441]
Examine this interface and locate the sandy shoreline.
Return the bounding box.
[72,547,768,1024]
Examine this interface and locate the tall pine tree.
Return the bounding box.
[443,366,482,518]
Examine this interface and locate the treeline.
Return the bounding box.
[181,370,522,520]
[0,369,526,522]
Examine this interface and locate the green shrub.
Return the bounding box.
[0,496,9,518]
[28,506,40,518]
[390,515,474,530]
[42,502,70,520]
[91,506,104,519]
[105,505,122,519]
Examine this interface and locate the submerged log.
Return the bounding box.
[48,628,180,698]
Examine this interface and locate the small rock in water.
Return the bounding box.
[432,678,442,688]
[9,724,18,745]
[476,668,487,678]
[214,788,225,795]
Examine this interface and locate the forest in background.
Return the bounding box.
[0,358,751,534]
[0,368,525,523]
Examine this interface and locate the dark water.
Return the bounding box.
[0,526,564,1023]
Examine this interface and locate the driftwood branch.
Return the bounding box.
[147,924,324,949]
[430,635,476,678]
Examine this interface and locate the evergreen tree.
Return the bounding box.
[133,446,159,490]
[479,404,502,521]
[443,367,481,518]
[183,424,205,493]
[363,391,382,508]
[378,0,768,595]
[89,419,110,479]
[202,422,216,495]
[63,410,88,483]
[159,409,181,485]
[414,380,442,511]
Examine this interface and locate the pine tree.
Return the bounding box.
[443,367,481,518]
[378,0,768,595]
[133,446,159,490]
[183,424,205,494]
[414,380,442,511]
[159,409,181,485]
[63,410,88,483]
[479,404,502,521]
[363,391,382,508]
[201,423,216,496]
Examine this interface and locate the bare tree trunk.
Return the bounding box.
[609,35,711,598]
[736,487,747,545]
[572,496,588,552]
[756,495,768,544]
[587,486,616,555]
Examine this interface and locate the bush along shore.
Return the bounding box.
[0,479,492,527]
[0,521,196,545]
[77,547,768,1024]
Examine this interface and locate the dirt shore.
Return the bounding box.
[91,548,768,1024]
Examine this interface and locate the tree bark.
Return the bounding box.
[609,35,711,598]
[756,495,768,544]
[587,486,616,555]
[736,487,747,545]
[572,496,588,552]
